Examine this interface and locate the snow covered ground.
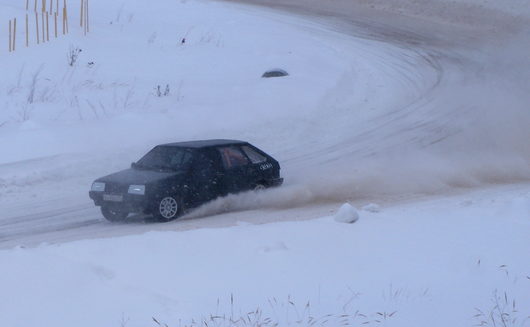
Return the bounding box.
[1,184,530,327]
[1,0,380,240]
[0,0,449,242]
[0,0,529,325]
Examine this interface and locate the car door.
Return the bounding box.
[216,146,252,194]
[186,151,219,206]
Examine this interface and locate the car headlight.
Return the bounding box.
[91,182,106,192]
[128,185,145,195]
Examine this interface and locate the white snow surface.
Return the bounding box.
[0,0,528,213]
[0,0,530,325]
[1,185,530,327]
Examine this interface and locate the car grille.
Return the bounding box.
[105,183,128,195]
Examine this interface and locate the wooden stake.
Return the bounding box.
[13,18,17,51]
[26,14,29,47]
[64,3,69,34]
[42,0,46,13]
[83,0,87,36]
[56,0,58,15]
[41,12,45,42]
[86,0,89,33]
[9,20,12,52]
[80,0,83,27]
[34,0,37,12]
[46,12,49,41]
[62,6,66,34]
[49,0,53,14]
[26,0,29,11]
[35,12,40,44]
[54,12,57,38]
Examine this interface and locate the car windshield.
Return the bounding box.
[135,146,194,172]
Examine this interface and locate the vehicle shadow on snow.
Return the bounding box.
[108,183,316,225]
[104,213,159,224]
[109,182,333,225]
[110,191,269,225]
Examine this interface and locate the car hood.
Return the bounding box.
[97,168,184,185]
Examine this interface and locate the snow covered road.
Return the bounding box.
[1,182,529,327]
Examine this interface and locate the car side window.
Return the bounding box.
[241,145,267,164]
[218,147,249,169]
[170,151,193,167]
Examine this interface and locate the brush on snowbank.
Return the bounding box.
[151,295,397,327]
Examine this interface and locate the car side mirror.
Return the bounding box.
[131,162,137,169]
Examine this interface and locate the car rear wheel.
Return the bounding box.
[253,183,267,191]
[152,196,182,222]
[101,206,129,222]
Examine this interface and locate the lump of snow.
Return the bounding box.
[334,203,359,224]
[262,69,289,78]
[362,203,381,213]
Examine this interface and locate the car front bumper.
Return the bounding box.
[89,191,151,213]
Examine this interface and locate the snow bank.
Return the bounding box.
[1,186,529,327]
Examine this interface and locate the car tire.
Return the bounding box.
[152,195,182,222]
[253,183,267,191]
[101,206,129,222]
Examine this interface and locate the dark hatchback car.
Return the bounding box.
[89,139,283,222]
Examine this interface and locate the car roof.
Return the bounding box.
[159,139,249,149]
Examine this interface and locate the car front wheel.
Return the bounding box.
[152,196,182,222]
[101,206,129,222]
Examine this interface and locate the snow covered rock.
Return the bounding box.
[333,203,359,223]
[262,69,289,78]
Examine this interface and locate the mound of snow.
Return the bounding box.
[333,203,359,223]
[362,203,381,213]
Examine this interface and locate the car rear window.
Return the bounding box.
[218,147,249,169]
[241,145,267,164]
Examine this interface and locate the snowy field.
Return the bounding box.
[0,0,529,325]
[2,184,530,327]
